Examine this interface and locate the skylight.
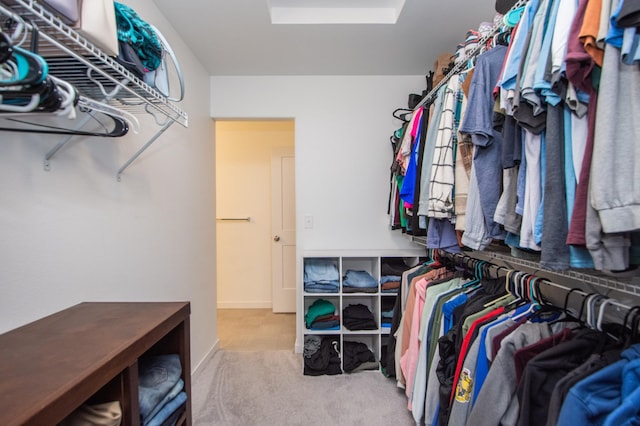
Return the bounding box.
[267,0,406,24]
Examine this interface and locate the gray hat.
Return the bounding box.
[495,0,518,14]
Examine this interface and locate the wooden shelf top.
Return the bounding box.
[0,301,190,426]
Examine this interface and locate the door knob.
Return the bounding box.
[273,235,280,242]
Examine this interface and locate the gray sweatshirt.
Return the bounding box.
[466,322,553,426]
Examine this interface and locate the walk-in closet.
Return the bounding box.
[1,0,639,425]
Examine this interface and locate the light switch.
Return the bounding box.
[304,215,314,229]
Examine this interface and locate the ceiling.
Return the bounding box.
[153,0,498,76]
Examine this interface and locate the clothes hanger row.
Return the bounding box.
[0,12,138,136]
[407,0,529,113]
[436,249,640,341]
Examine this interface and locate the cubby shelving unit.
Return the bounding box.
[302,250,423,374]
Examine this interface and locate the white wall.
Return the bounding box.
[0,0,217,371]
[211,76,427,350]
[215,120,295,308]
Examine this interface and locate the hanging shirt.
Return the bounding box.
[517,328,608,426]
[519,130,543,251]
[565,0,596,247]
[427,75,463,219]
[468,322,554,426]
[455,96,472,232]
[587,43,638,269]
[597,0,614,47]
[520,0,554,116]
[533,0,562,106]
[418,87,446,217]
[580,0,605,66]
[563,107,595,268]
[461,162,493,250]
[447,304,531,426]
[499,0,542,95]
[556,344,640,426]
[554,0,591,116]
[406,277,461,414]
[459,45,509,240]
[541,104,571,270]
[399,108,424,208]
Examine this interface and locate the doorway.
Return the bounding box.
[215,120,296,314]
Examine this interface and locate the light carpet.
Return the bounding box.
[192,349,415,426]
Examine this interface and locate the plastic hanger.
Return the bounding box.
[515,271,528,300]
[49,75,78,117]
[147,23,185,102]
[393,108,413,122]
[77,96,140,134]
[0,75,75,116]
[0,17,48,88]
[0,31,13,64]
[484,268,516,308]
[630,308,640,343]
[620,306,640,346]
[542,287,585,326]
[502,269,527,313]
[0,107,129,137]
[3,15,28,49]
[526,277,568,324]
[596,298,619,332]
[586,294,607,329]
[0,75,61,113]
[0,91,40,112]
[574,292,598,324]
[563,288,582,315]
[461,259,484,289]
[0,45,47,87]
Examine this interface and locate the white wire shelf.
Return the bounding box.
[1,0,188,127]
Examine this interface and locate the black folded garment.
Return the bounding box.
[381,258,416,276]
[304,336,342,376]
[342,304,377,331]
[343,341,376,373]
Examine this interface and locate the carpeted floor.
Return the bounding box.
[192,349,416,426]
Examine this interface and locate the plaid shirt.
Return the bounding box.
[428,73,465,219]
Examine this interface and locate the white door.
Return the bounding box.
[271,147,296,312]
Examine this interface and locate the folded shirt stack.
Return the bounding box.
[342,270,378,293]
[381,297,395,328]
[380,275,401,293]
[138,354,187,426]
[343,341,378,373]
[304,259,340,293]
[305,299,339,330]
[342,303,377,331]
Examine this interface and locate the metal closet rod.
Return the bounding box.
[412,0,530,111]
[435,249,638,330]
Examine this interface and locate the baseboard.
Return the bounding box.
[294,337,303,354]
[217,301,272,309]
[192,339,220,375]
